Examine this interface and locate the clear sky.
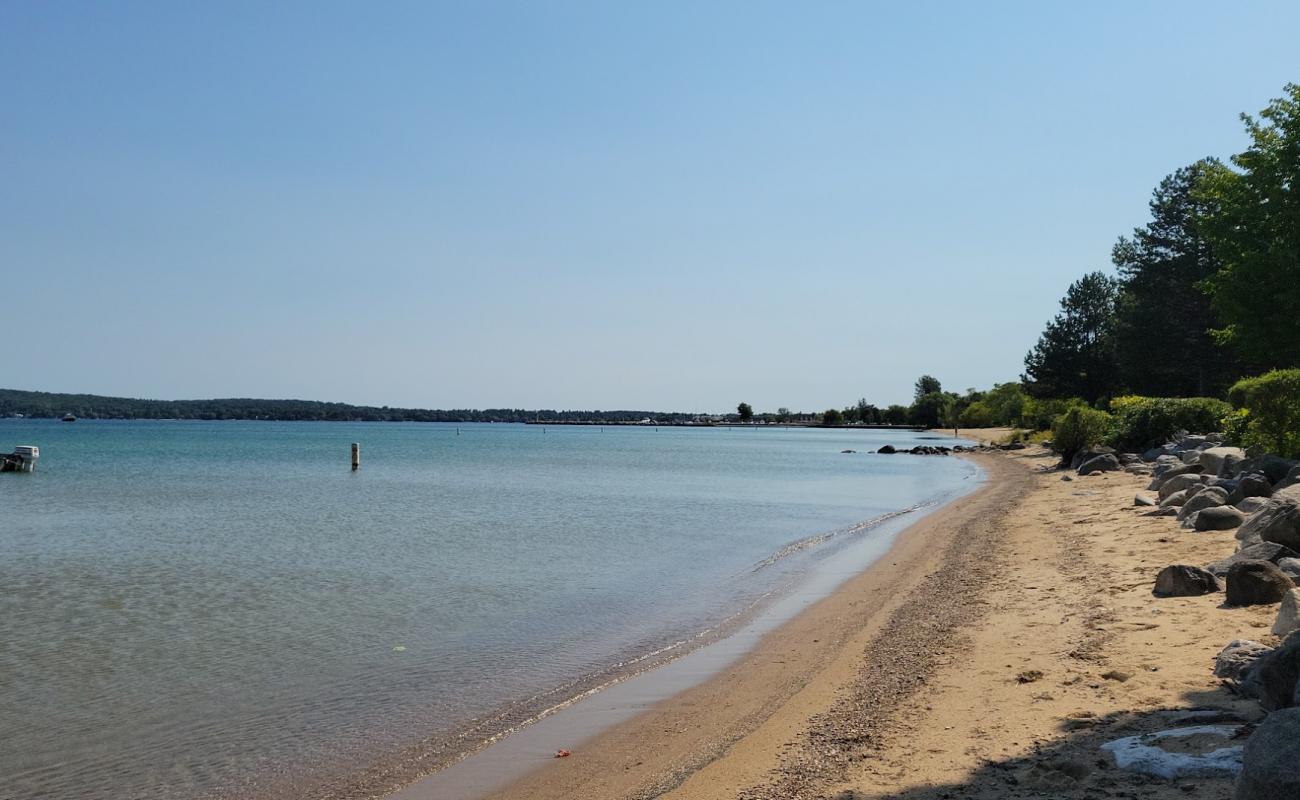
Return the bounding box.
[3,2,1298,411]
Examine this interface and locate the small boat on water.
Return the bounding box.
[2,445,39,472]
[62,414,77,422]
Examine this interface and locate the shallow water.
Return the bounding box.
[0,420,978,799]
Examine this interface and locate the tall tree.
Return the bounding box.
[737,402,754,422]
[1023,272,1119,402]
[1112,160,1241,396]
[913,375,942,402]
[1197,84,1300,369]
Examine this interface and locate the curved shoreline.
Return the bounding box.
[375,453,1023,800]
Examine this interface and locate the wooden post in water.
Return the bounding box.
[351,442,360,471]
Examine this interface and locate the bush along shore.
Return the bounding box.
[1053,428,1300,797]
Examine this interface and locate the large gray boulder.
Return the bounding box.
[1278,463,1300,489]
[1180,487,1232,522]
[1202,446,1248,475]
[1237,502,1300,551]
[1161,489,1192,508]
[1249,631,1300,711]
[1238,497,1274,516]
[1274,484,1300,504]
[1236,455,1299,485]
[1210,543,1300,577]
[1226,561,1295,607]
[1215,640,1274,682]
[1229,473,1274,506]
[1278,558,1300,582]
[1150,462,1204,489]
[1236,708,1300,800]
[1196,506,1248,531]
[1273,589,1300,638]
[1161,473,1207,501]
[1154,565,1221,597]
[1077,453,1121,475]
[1144,445,1176,462]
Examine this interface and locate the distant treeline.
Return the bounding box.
[0,389,698,424]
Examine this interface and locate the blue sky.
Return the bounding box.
[3,1,1297,411]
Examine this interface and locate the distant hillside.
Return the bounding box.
[0,389,695,424]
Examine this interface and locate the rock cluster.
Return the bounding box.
[1118,433,1300,795]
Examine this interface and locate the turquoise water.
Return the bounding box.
[0,420,978,799]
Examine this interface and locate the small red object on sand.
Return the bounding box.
[554,749,571,758]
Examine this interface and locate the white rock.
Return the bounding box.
[1273,589,1300,637]
[1100,726,1244,779]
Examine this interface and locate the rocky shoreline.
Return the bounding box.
[1043,433,1300,798]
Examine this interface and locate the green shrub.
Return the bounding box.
[1105,395,1233,451]
[959,401,994,428]
[1022,397,1088,431]
[1227,369,1300,458]
[1052,407,1113,460]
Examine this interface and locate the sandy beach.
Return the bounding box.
[451,441,1271,800]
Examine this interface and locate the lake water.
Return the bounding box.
[0,420,979,799]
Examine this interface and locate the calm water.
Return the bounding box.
[0,420,978,799]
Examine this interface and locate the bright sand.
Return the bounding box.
[418,441,1273,800]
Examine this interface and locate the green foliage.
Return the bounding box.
[1104,395,1233,451]
[1197,85,1300,368]
[959,401,994,428]
[1051,406,1113,460]
[983,382,1028,427]
[913,375,942,402]
[1021,397,1088,432]
[1227,369,1300,458]
[855,398,881,424]
[737,402,754,422]
[909,391,951,428]
[821,408,844,426]
[883,404,909,424]
[1112,160,1242,396]
[775,407,791,423]
[1023,272,1120,402]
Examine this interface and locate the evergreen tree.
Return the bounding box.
[1023,272,1119,402]
[1112,160,1241,396]
[1197,84,1300,369]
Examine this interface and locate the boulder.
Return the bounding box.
[1077,453,1121,475]
[1173,435,1211,452]
[1154,565,1220,597]
[1236,455,1299,485]
[1226,561,1295,607]
[1201,446,1248,475]
[1210,543,1300,577]
[1238,497,1274,516]
[1150,462,1204,489]
[1249,631,1300,711]
[1195,506,1247,531]
[1278,558,1300,582]
[1135,493,1157,507]
[1274,484,1300,504]
[877,445,896,454]
[1278,463,1300,489]
[1238,502,1300,551]
[1070,446,1116,471]
[1274,589,1300,637]
[1235,708,1300,800]
[1181,450,1205,465]
[1160,473,1207,501]
[1179,487,1232,522]
[1144,445,1175,462]
[1161,489,1192,508]
[1214,640,1274,682]
[1228,473,1273,506]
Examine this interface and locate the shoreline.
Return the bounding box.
[374,451,1027,800]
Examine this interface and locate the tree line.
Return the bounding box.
[0,389,701,424]
[1023,84,1300,403]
